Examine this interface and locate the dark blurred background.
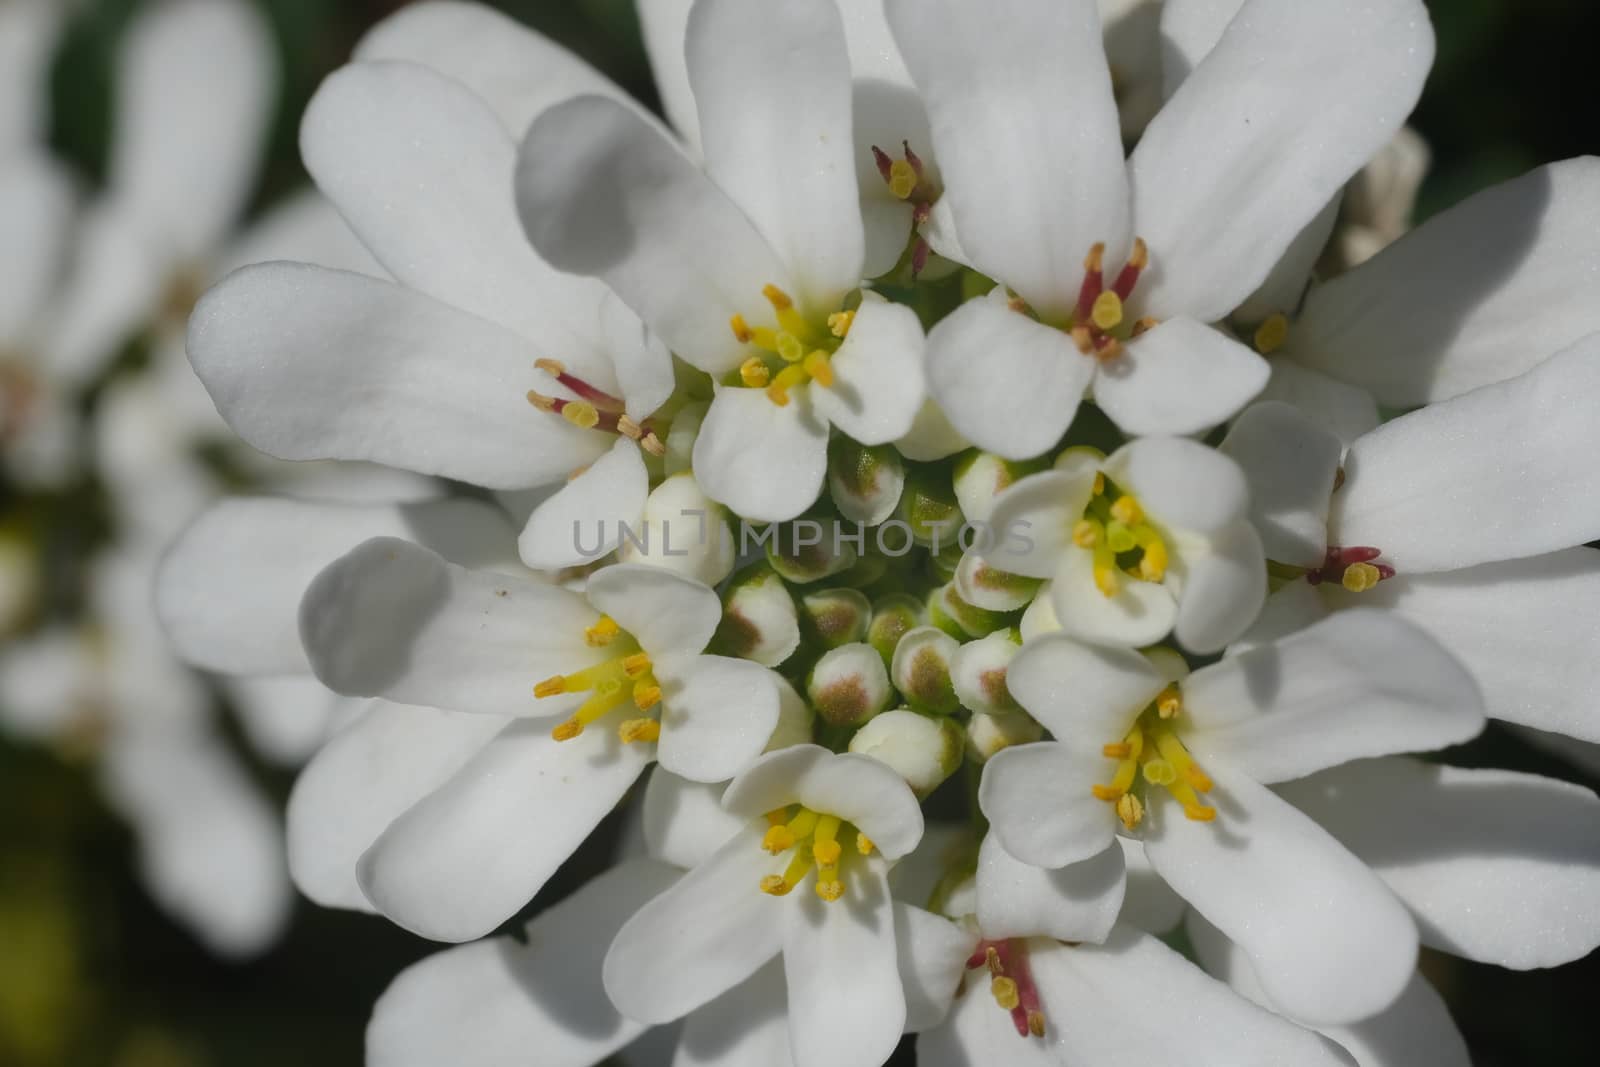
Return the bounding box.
[3,1,1599,1064]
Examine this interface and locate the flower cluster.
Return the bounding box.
[157,0,1600,1064]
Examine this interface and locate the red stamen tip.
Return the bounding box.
[870,145,894,181]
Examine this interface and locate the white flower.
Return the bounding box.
[982,439,1266,653]
[602,744,925,1067]
[516,0,926,522]
[981,614,1484,1023]
[295,540,778,940]
[1222,338,1600,743]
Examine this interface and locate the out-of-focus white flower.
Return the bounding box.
[1333,126,1432,270]
[980,615,1483,1024]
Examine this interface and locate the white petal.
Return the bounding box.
[1218,402,1341,568]
[516,95,791,377]
[585,563,724,659]
[287,701,507,911]
[1226,578,1330,654]
[688,0,862,307]
[355,0,654,139]
[916,969,1060,1067]
[895,396,970,462]
[982,468,1098,580]
[1171,521,1267,654]
[110,0,276,262]
[1037,927,1357,1065]
[188,262,609,487]
[976,832,1125,944]
[1235,196,1342,325]
[604,826,786,1023]
[809,298,925,445]
[158,497,516,675]
[0,153,74,345]
[212,187,382,278]
[656,655,780,784]
[1103,435,1251,534]
[642,769,746,870]
[360,718,652,941]
[924,294,1094,460]
[300,537,597,718]
[783,858,903,1067]
[1348,548,1600,739]
[0,1,63,153]
[519,440,650,570]
[618,473,738,586]
[1094,318,1269,437]
[1117,837,1187,934]
[1255,360,1380,447]
[1290,158,1600,406]
[691,386,829,522]
[1330,335,1600,572]
[885,0,1129,317]
[1184,610,1484,783]
[672,963,793,1067]
[1052,546,1180,649]
[979,742,1118,870]
[1157,0,1245,95]
[367,859,678,1067]
[1004,634,1164,746]
[224,675,343,767]
[1129,0,1433,323]
[636,0,701,147]
[1279,758,1600,970]
[896,904,978,1033]
[1142,761,1417,1025]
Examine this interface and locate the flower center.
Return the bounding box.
[1253,312,1291,355]
[527,359,666,456]
[1070,473,1169,597]
[533,615,664,743]
[966,939,1046,1039]
[757,804,876,902]
[1090,685,1216,827]
[1065,240,1155,361]
[1306,545,1396,592]
[728,284,852,407]
[871,140,939,276]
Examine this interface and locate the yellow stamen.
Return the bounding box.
[1070,324,1095,354]
[760,850,815,896]
[1102,742,1132,759]
[619,718,660,744]
[739,357,771,388]
[1127,237,1149,271]
[1091,291,1124,332]
[730,314,753,343]
[534,358,565,376]
[815,867,844,901]
[827,310,854,338]
[1254,312,1290,355]
[585,616,620,647]
[1110,495,1143,526]
[991,977,1020,1011]
[561,402,600,429]
[802,350,833,388]
[632,682,662,711]
[1156,686,1182,720]
[640,431,666,457]
[622,652,652,678]
[759,874,789,895]
[766,364,809,406]
[526,390,557,412]
[766,807,792,826]
[1342,561,1382,592]
[616,414,643,441]
[1183,803,1217,822]
[855,832,875,856]
[1115,792,1144,830]
[552,719,583,741]
[1083,242,1105,274]
[1072,519,1102,548]
[1093,547,1120,598]
[812,814,841,863]
[762,284,794,310]
[534,676,566,698]
[1139,538,1169,582]
[1131,315,1159,337]
[888,159,918,200]
[764,824,797,854]
[1092,472,1106,496]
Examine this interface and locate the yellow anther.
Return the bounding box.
[622,652,652,678]
[1069,324,1096,354]
[1093,558,1120,598]
[1072,519,1102,548]
[812,838,842,866]
[561,402,600,429]
[991,977,1020,1011]
[585,616,621,647]
[739,357,771,388]
[761,849,815,896]
[632,682,662,711]
[1127,237,1149,271]
[1115,792,1144,830]
[763,825,797,854]
[1254,313,1290,355]
[534,676,566,698]
[766,364,809,407]
[827,310,854,338]
[1092,472,1106,496]
[1110,495,1143,526]
[1091,783,1124,801]
[766,807,792,826]
[551,719,583,741]
[619,718,660,744]
[1083,242,1106,274]
[1091,291,1124,332]
[1138,539,1169,582]
[776,332,804,363]
[762,284,794,310]
[616,415,644,442]
[1103,742,1132,759]
[1131,315,1159,338]
[1183,803,1217,822]
[534,358,565,377]
[1009,295,1031,314]
[1342,561,1382,592]
[815,871,844,902]
[803,350,834,388]
[888,159,918,200]
[1143,759,1177,787]
[730,314,753,343]
[855,832,875,856]
[1027,1011,1046,1038]
[985,946,1004,975]
[526,390,558,412]
[759,874,791,895]
[1186,765,1215,792]
[1156,686,1182,720]
[640,431,666,457]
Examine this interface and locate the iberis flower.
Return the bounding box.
[603,745,924,1067]
[516,0,926,522]
[296,539,778,941]
[981,613,1485,1023]
[981,438,1265,652]
[883,0,1433,460]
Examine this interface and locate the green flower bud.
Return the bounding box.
[806,642,892,728]
[928,581,1011,639]
[828,438,906,526]
[866,593,923,669]
[711,563,800,667]
[952,450,1047,524]
[897,466,963,549]
[966,709,1044,763]
[661,400,707,477]
[801,587,871,649]
[1019,581,1062,640]
[954,549,1043,613]
[849,709,963,797]
[891,625,962,716]
[766,516,858,585]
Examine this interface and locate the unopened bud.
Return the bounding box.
[801,587,871,649]
[661,400,707,477]
[955,550,1043,612]
[950,630,1021,715]
[953,452,1047,525]
[965,709,1044,763]
[828,438,906,526]
[1018,581,1063,640]
[765,675,816,751]
[1141,646,1191,684]
[849,709,963,797]
[867,593,923,669]
[710,563,801,667]
[617,473,735,585]
[767,515,858,585]
[891,625,961,716]
[929,582,1011,639]
[807,642,892,728]
[898,467,963,549]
